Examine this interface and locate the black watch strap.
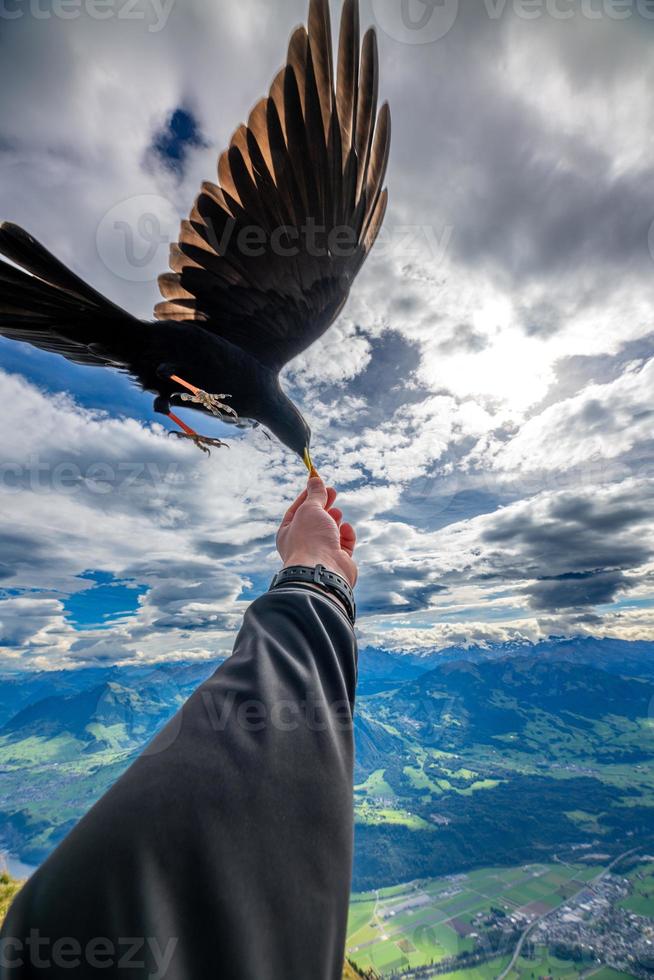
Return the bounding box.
[269,564,356,625]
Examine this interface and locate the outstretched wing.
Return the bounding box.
[155,0,390,372]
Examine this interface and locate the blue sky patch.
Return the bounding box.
[63,571,148,630]
[238,573,272,603]
[150,107,207,176]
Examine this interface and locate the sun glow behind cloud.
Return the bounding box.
[1,0,654,668]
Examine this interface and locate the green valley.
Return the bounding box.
[346,854,654,978]
[1,640,654,977]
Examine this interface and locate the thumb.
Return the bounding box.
[306,472,328,506]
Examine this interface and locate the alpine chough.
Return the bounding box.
[0,0,391,465]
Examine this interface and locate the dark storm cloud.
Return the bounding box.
[356,564,448,616]
[544,332,654,409]
[0,530,52,578]
[378,0,654,313]
[68,634,134,663]
[527,569,628,611]
[348,330,423,399]
[482,487,652,610]
[197,535,274,560]
[150,612,235,631]
[298,329,427,433]
[2,0,654,663]
[120,556,244,634]
[455,152,654,285]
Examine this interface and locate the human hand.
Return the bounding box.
[276,472,358,588]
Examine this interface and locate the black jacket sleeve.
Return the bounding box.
[0,588,358,980]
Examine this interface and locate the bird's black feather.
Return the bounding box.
[0,0,391,459]
[0,223,137,367]
[155,0,391,372]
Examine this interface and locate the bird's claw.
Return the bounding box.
[169,432,230,457]
[173,390,238,420]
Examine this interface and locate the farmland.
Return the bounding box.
[346,861,602,976]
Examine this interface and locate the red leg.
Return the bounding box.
[166,412,228,456]
[168,411,197,437]
[170,375,201,397]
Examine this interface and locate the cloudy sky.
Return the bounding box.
[1,0,654,670]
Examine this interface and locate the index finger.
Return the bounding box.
[280,489,308,527]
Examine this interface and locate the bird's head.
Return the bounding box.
[263,386,313,471]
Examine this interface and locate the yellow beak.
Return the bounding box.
[303,447,313,472]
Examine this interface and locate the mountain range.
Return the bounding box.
[1,637,653,890]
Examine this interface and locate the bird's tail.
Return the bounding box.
[0,222,137,367]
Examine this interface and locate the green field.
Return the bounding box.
[432,959,512,980]
[589,970,635,980]
[0,873,21,923]
[619,860,654,917]
[346,861,605,977]
[505,946,615,979]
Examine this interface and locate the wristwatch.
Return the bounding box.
[269,564,356,626]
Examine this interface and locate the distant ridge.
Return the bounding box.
[365,635,654,676]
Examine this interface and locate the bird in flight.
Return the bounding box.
[0,0,390,466]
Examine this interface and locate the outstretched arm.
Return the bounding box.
[1,474,359,980]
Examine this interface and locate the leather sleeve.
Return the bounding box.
[0,589,358,980]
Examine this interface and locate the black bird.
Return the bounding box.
[0,0,390,466]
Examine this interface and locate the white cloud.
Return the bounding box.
[483,357,654,475]
[357,619,544,655]
[2,1,654,665]
[0,370,303,667]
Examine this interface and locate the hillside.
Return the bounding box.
[1,641,653,890]
[352,654,654,888]
[0,872,21,924]
[372,656,653,760]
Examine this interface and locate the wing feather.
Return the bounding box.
[365,101,391,227]
[355,28,379,200]
[287,26,308,117]
[308,0,335,138]
[336,0,360,165]
[156,0,391,371]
